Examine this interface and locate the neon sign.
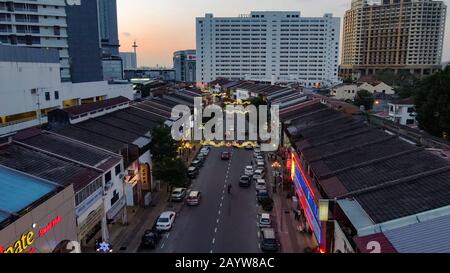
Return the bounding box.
[291,153,322,244]
[0,216,62,254]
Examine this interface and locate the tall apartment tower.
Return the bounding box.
[0,0,71,81]
[174,50,196,83]
[196,11,341,88]
[341,0,447,79]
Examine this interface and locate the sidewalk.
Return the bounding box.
[264,153,317,253]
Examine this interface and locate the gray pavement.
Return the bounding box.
[146,147,260,254]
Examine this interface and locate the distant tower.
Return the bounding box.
[132,40,138,67]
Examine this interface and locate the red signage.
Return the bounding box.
[0,215,62,254]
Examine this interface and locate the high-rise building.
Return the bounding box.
[98,0,122,81]
[98,0,120,57]
[66,0,103,83]
[341,0,447,79]
[64,0,122,82]
[196,11,341,88]
[173,50,196,83]
[0,0,71,81]
[120,52,137,70]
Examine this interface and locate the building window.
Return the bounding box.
[105,171,112,183]
[115,164,121,176]
[45,92,50,101]
[54,91,59,100]
[111,190,120,206]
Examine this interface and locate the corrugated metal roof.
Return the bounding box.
[384,214,450,253]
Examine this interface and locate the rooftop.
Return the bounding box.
[0,165,58,226]
[14,129,121,171]
[62,96,130,117]
[288,101,450,225]
[0,143,102,192]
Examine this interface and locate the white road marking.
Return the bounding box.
[221,196,224,200]
[214,227,218,233]
[224,184,227,188]
[217,218,220,224]
[218,210,221,215]
[212,238,216,244]
[220,202,223,207]
[161,243,165,249]
[210,250,213,253]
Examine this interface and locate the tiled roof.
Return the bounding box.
[63,96,130,116]
[53,125,128,153]
[287,100,450,224]
[15,130,121,171]
[0,143,102,192]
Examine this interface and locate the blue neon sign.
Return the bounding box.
[293,161,322,243]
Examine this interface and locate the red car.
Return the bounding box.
[221,151,231,160]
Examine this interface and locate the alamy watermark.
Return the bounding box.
[171,98,280,152]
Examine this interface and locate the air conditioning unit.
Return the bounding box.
[30,88,37,95]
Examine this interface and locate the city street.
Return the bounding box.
[139,147,260,253]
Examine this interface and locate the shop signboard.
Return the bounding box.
[292,153,322,244]
[0,215,63,253]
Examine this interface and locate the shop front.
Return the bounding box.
[290,152,323,251]
[0,186,78,253]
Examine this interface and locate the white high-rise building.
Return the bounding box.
[0,0,71,81]
[196,11,340,88]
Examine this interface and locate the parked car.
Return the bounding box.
[196,154,206,164]
[256,161,265,170]
[260,228,279,252]
[200,147,210,155]
[255,179,267,191]
[187,167,199,179]
[191,159,203,168]
[259,213,272,228]
[156,211,176,231]
[171,188,187,202]
[239,175,251,187]
[140,229,162,249]
[221,151,232,160]
[244,165,254,176]
[257,189,270,202]
[253,169,266,179]
[255,155,264,161]
[186,191,202,206]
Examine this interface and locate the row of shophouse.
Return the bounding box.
[273,96,450,253]
[0,88,203,253]
[207,78,450,253]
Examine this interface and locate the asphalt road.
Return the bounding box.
[147,147,261,253]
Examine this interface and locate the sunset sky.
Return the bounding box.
[117,0,450,68]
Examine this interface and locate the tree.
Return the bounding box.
[150,125,179,161]
[374,69,418,98]
[153,157,189,189]
[354,90,375,111]
[247,96,265,107]
[414,67,450,138]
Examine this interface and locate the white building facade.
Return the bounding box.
[0,45,134,137]
[196,11,340,88]
[388,98,417,126]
